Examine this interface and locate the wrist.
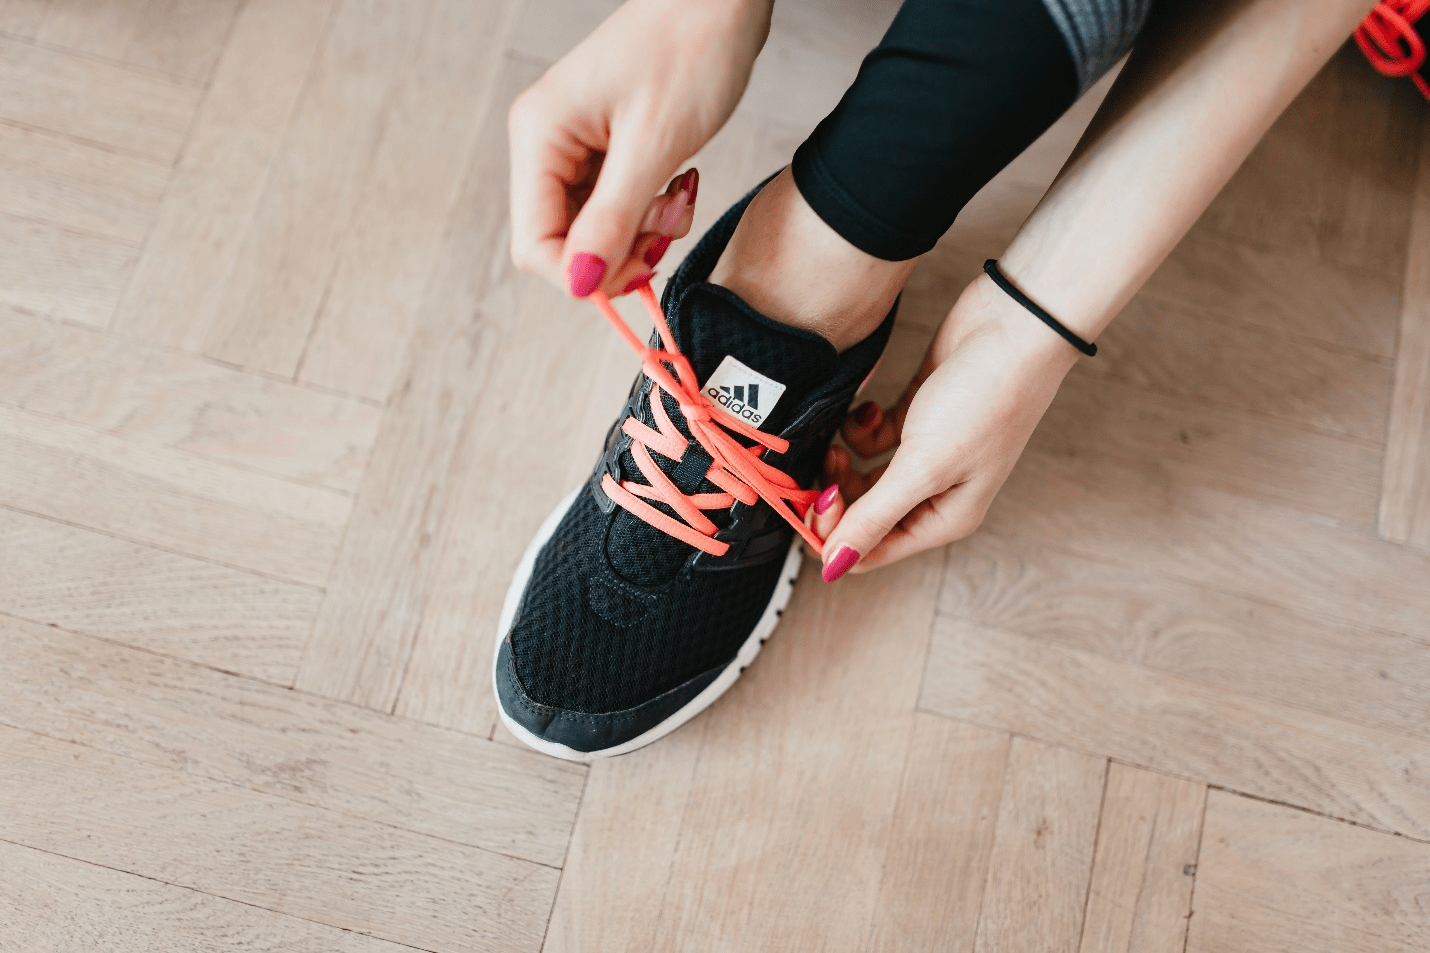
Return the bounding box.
[940,273,1082,379]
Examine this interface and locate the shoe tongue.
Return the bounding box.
[671,283,839,435]
[605,283,838,588]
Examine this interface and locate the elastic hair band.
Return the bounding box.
[983,259,1096,357]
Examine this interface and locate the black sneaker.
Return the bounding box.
[492,178,896,761]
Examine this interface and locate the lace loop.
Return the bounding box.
[1357,0,1430,99]
[589,285,824,558]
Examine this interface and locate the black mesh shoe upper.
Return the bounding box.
[504,175,896,716]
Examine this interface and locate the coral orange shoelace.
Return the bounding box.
[1357,0,1430,100]
[589,284,824,558]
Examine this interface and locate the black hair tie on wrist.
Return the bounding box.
[983,259,1096,357]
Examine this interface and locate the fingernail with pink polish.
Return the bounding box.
[659,192,689,233]
[814,484,840,516]
[568,253,607,297]
[684,168,699,204]
[822,544,859,582]
[622,272,655,295]
[644,235,672,267]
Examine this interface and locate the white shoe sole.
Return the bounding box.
[492,486,802,763]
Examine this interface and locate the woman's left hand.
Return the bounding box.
[810,272,1081,579]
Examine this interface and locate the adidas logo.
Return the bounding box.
[703,355,786,427]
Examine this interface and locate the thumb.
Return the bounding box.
[818,453,929,583]
[562,133,677,297]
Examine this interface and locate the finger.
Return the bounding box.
[856,485,991,573]
[804,479,845,559]
[842,401,901,458]
[563,142,688,297]
[508,91,589,287]
[639,168,699,236]
[818,449,933,583]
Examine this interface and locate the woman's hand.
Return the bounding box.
[811,274,1080,579]
[508,0,772,297]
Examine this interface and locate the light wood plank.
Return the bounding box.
[1379,113,1430,547]
[0,405,349,587]
[0,840,415,953]
[0,725,559,953]
[542,724,706,953]
[0,0,48,37]
[296,0,516,402]
[0,507,318,683]
[0,212,134,325]
[0,305,381,492]
[940,528,1430,740]
[921,617,1430,838]
[866,716,1011,953]
[37,0,243,83]
[973,737,1105,953]
[0,122,167,242]
[297,53,545,715]
[1077,295,1394,443]
[0,33,199,160]
[111,0,338,350]
[985,448,1430,638]
[1199,46,1424,284]
[1078,763,1204,953]
[1139,227,1402,358]
[1033,372,1382,529]
[202,0,435,377]
[0,615,585,868]
[648,550,945,950]
[1188,791,1430,953]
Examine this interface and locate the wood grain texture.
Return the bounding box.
[973,737,1106,953]
[0,615,585,868]
[0,404,350,586]
[1032,372,1382,529]
[940,528,1430,740]
[0,33,199,160]
[1198,46,1424,284]
[0,724,560,953]
[648,551,946,951]
[1188,791,1430,953]
[0,0,48,37]
[921,617,1430,839]
[1078,764,1204,953]
[0,306,380,492]
[985,448,1430,638]
[1138,226,1403,358]
[111,0,337,350]
[296,0,516,402]
[0,122,167,242]
[202,0,434,376]
[0,840,416,953]
[1076,295,1393,443]
[0,508,318,683]
[0,212,134,324]
[36,0,243,83]
[1379,112,1430,547]
[866,716,1011,953]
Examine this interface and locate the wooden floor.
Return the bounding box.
[2,0,1428,950]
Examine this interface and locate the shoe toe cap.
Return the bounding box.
[494,637,723,756]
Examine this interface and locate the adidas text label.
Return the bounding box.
[703,355,787,428]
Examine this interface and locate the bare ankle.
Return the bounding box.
[708,168,916,351]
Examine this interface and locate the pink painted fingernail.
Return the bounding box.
[822,544,859,582]
[659,191,689,233]
[814,484,840,516]
[568,253,607,297]
[684,167,699,204]
[644,235,672,267]
[622,272,655,295]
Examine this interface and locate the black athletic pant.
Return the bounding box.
[792,0,1104,262]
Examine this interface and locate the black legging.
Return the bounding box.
[792,0,1138,262]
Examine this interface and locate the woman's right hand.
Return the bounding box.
[508,0,772,297]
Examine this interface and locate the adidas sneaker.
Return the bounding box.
[493,179,895,761]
